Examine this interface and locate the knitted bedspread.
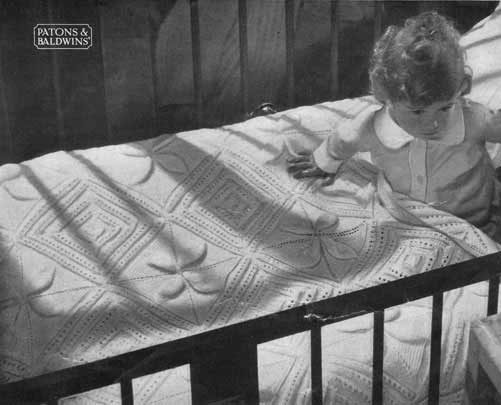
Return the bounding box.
[2,5,501,403]
[0,94,499,404]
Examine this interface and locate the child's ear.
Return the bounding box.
[460,74,472,96]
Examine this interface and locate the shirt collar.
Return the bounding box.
[373,102,465,150]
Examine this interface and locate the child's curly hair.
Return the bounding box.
[369,11,469,106]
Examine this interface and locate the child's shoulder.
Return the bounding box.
[461,97,494,117]
[461,97,501,139]
[335,98,383,140]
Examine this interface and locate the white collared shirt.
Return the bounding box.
[372,103,465,202]
[312,97,501,226]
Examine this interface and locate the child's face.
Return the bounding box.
[388,96,459,141]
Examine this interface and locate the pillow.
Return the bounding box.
[461,2,501,164]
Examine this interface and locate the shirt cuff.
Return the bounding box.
[312,143,344,173]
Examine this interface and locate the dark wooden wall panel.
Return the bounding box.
[0,0,497,164]
[294,0,331,106]
[199,0,240,127]
[247,0,287,111]
[155,0,196,133]
[98,0,157,144]
[48,0,109,151]
[1,0,58,163]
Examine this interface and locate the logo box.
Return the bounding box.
[34,24,92,50]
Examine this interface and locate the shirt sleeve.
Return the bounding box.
[312,104,378,173]
[484,108,501,143]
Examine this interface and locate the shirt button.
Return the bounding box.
[417,175,424,184]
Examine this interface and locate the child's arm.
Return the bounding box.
[287,131,362,183]
[287,106,376,181]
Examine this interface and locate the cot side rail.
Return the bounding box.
[1,251,501,404]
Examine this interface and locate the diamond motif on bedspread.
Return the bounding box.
[2,88,501,404]
[206,178,263,230]
[18,179,164,282]
[0,252,95,379]
[39,288,187,372]
[170,151,288,249]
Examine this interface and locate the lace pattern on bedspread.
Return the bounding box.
[0,97,498,404]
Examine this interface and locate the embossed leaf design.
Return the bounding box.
[3,266,65,318]
[134,161,155,185]
[177,243,207,269]
[25,266,56,296]
[313,215,357,260]
[147,242,221,300]
[155,151,189,175]
[280,215,314,236]
[281,204,317,235]
[158,276,186,300]
[315,214,339,232]
[0,225,15,262]
[121,143,149,158]
[25,267,63,318]
[323,238,358,260]
[275,205,362,278]
[4,183,39,201]
[147,251,177,274]
[121,142,189,184]
[29,296,65,318]
[183,264,227,295]
[1,165,40,201]
[120,144,154,185]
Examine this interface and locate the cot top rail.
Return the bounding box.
[2,250,501,403]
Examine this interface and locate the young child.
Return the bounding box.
[288,11,501,240]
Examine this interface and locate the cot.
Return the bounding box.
[1,2,501,405]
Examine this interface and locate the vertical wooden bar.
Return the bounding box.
[329,0,339,99]
[428,293,443,405]
[97,1,112,144]
[98,0,158,144]
[372,311,384,405]
[189,0,203,127]
[49,0,108,151]
[0,35,13,163]
[190,342,259,405]
[238,0,249,116]
[285,0,295,108]
[47,0,66,150]
[120,377,134,405]
[374,1,383,41]
[0,2,12,163]
[149,19,159,138]
[311,326,323,405]
[487,276,500,316]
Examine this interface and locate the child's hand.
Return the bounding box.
[287,151,336,186]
